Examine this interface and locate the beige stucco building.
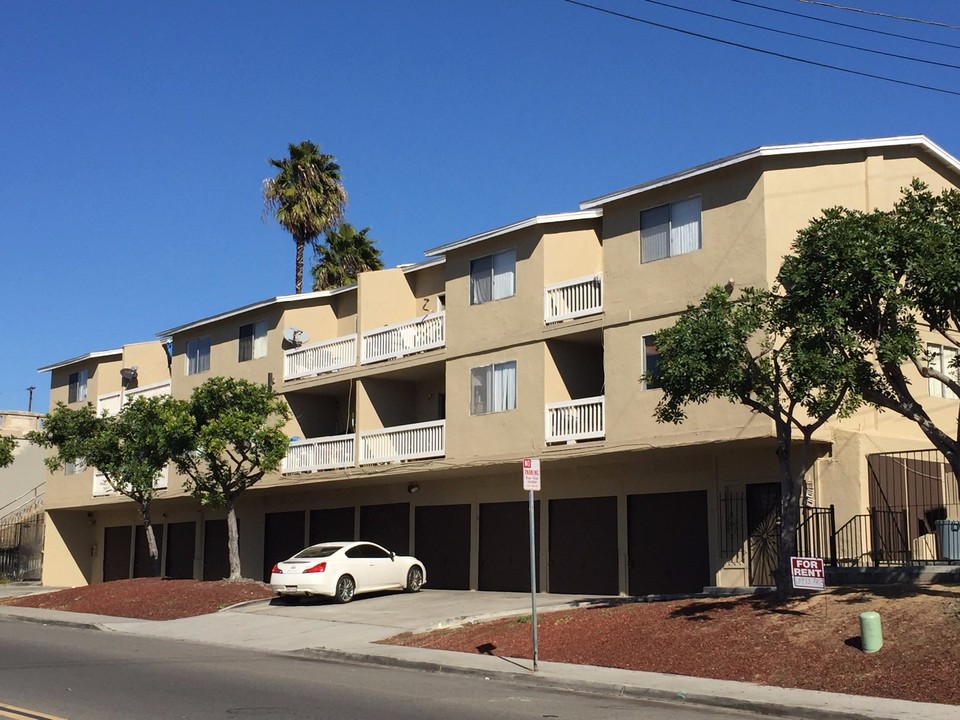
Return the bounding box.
[37,136,960,592]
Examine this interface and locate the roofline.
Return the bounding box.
[155,285,357,338]
[424,209,603,257]
[400,257,445,273]
[580,135,960,209]
[38,348,123,374]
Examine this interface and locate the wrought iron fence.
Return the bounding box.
[0,512,44,580]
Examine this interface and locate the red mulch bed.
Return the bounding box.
[0,577,275,621]
[386,585,960,706]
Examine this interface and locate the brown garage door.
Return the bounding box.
[415,504,470,590]
[203,519,229,580]
[133,524,164,578]
[263,511,306,581]
[103,525,132,582]
[628,490,709,595]
[360,503,410,555]
[165,522,196,579]
[549,496,618,595]
[309,507,355,545]
[479,501,540,592]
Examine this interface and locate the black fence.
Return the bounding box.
[0,513,44,581]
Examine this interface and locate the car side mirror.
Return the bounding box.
[390,551,395,561]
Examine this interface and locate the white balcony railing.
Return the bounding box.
[545,396,605,443]
[284,334,358,381]
[544,273,603,323]
[92,465,168,497]
[359,420,445,464]
[361,312,445,365]
[283,434,356,473]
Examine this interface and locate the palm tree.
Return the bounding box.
[263,141,347,293]
[311,223,384,290]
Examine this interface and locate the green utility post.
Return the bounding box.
[859,611,883,653]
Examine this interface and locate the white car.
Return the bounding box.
[270,541,426,604]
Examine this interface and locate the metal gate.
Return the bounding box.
[0,514,44,581]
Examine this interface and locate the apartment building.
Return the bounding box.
[38,135,960,593]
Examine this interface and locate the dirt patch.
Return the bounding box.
[386,585,960,706]
[0,577,275,621]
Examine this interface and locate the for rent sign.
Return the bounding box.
[790,556,825,591]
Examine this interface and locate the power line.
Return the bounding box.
[797,0,960,31]
[635,0,960,71]
[727,0,960,51]
[560,0,960,97]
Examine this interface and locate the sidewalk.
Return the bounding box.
[0,587,954,720]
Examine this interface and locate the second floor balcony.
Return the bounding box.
[545,396,605,444]
[285,334,358,381]
[361,312,445,365]
[283,420,445,473]
[544,274,603,324]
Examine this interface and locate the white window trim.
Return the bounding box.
[470,249,516,305]
[928,342,958,400]
[239,319,268,362]
[470,360,518,415]
[640,195,702,263]
[186,336,211,376]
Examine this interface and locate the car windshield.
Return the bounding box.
[294,545,341,559]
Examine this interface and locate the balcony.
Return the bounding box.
[545,396,605,444]
[544,274,603,323]
[92,465,168,497]
[283,434,356,473]
[359,420,445,464]
[361,312,445,365]
[284,334,358,381]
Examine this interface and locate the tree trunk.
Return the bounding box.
[295,240,304,294]
[226,499,242,581]
[142,501,161,578]
[773,427,800,601]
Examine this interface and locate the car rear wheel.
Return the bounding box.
[405,566,424,593]
[335,575,356,603]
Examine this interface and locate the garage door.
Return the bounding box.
[360,503,410,555]
[133,524,164,578]
[103,525,131,582]
[415,504,470,590]
[263,511,306,581]
[309,507,355,545]
[627,490,709,595]
[203,519,229,580]
[549,496,618,595]
[165,522,196,579]
[478,501,540,592]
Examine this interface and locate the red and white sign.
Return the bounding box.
[790,556,825,591]
[522,458,541,491]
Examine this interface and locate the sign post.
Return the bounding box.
[522,458,541,671]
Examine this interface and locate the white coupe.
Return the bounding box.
[270,541,426,604]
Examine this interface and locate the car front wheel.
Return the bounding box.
[335,575,356,603]
[405,566,424,593]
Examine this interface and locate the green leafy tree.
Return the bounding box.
[263,140,348,294]
[27,397,193,576]
[779,180,960,492]
[0,435,15,468]
[651,286,860,598]
[171,377,290,581]
[311,223,384,290]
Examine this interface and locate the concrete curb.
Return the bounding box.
[294,647,883,720]
[0,611,106,632]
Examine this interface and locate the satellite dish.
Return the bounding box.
[283,327,310,346]
[120,367,138,382]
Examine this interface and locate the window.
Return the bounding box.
[928,343,958,399]
[470,249,516,304]
[68,370,88,403]
[65,458,86,475]
[641,196,701,263]
[239,320,268,362]
[643,335,661,389]
[471,360,517,415]
[186,336,211,375]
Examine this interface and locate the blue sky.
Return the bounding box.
[2,0,958,412]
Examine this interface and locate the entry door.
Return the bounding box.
[747,483,781,587]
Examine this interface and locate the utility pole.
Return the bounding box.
[26,386,35,413]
